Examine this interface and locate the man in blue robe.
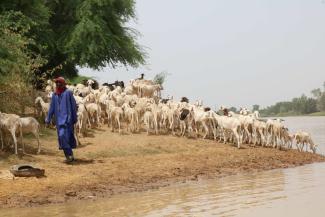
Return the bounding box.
[45,77,78,163]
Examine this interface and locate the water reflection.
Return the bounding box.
[0,167,288,217]
[2,164,325,217]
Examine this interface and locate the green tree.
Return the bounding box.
[306,97,318,113]
[0,0,145,87]
[260,94,318,117]
[311,88,322,99]
[229,107,237,113]
[312,82,325,111]
[0,11,45,80]
[318,93,325,111]
[0,10,45,113]
[153,71,169,86]
[252,104,260,111]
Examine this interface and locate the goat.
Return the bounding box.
[20,117,41,154]
[0,112,23,154]
[35,96,50,119]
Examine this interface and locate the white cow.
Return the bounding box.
[215,114,242,149]
[294,131,317,153]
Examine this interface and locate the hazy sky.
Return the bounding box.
[79,0,325,109]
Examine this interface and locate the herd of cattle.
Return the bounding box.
[0,76,318,155]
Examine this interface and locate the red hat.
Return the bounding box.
[54,77,66,84]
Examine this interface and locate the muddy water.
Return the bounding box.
[2,163,325,217]
[1,116,324,217]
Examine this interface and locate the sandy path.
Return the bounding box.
[0,126,324,208]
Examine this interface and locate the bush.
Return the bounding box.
[153,71,169,86]
[0,74,37,115]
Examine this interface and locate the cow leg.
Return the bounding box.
[117,117,121,134]
[78,119,81,135]
[111,116,114,132]
[258,129,264,146]
[135,115,139,132]
[212,124,217,140]
[0,130,3,150]
[223,130,227,144]
[88,114,92,128]
[11,130,18,155]
[74,125,80,147]
[233,128,241,149]
[299,143,303,152]
[36,131,41,154]
[202,121,209,139]
[146,122,150,135]
[218,127,223,142]
[19,126,24,154]
[295,142,300,151]
[245,127,251,144]
[169,116,174,130]
[181,123,185,137]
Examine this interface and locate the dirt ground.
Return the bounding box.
[0,126,324,208]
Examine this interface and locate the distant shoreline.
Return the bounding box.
[261,111,325,118]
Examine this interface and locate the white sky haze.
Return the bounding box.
[80,0,325,109]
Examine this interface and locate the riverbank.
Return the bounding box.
[261,111,325,117]
[0,127,324,209]
[308,111,325,116]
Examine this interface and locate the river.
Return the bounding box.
[1,116,324,217]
